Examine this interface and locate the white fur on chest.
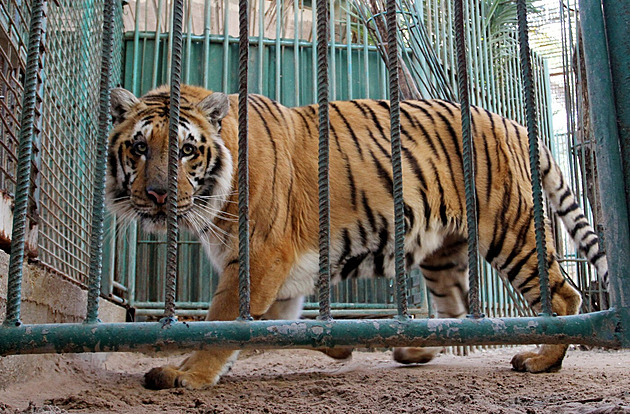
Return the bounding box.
[277,250,319,300]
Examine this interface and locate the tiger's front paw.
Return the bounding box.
[144,365,219,390]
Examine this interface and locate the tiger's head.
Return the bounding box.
[106,85,234,234]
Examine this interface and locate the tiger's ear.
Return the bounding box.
[197,92,230,126]
[110,88,140,126]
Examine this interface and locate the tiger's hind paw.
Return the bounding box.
[320,347,354,360]
[511,347,565,373]
[144,365,218,390]
[393,346,442,365]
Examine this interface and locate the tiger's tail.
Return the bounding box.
[540,145,609,288]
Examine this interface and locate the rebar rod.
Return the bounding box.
[316,0,332,321]
[163,0,185,323]
[85,0,116,324]
[4,0,46,327]
[454,0,481,318]
[238,0,252,320]
[386,0,408,318]
[516,0,552,315]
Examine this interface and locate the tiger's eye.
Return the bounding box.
[181,143,196,157]
[133,141,147,155]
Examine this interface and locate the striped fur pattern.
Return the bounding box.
[106,85,607,389]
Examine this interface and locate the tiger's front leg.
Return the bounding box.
[144,247,293,389]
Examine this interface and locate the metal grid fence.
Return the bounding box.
[107,0,550,321]
[0,0,124,286]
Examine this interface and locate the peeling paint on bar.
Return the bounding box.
[0,309,627,356]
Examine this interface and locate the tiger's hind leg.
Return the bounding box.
[480,217,581,373]
[262,296,353,360]
[508,257,581,372]
[393,234,468,365]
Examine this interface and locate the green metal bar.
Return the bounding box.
[151,0,164,88]
[85,0,116,324]
[0,310,625,355]
[579,0,630,309]
[294,0,300,104]
[124,31,383,50]
[3,0,46,327]
[363,26,369,98]
[346,8,352,99]
[135,308,428,318]
[275,0,281,101]
[184,0,192,84]
[602,0,630,229]
[222,0,230,91]
[202,0,211,89]
[330,0,335,100]
[131,0,141,93]
[258,0,264,94]
[516,0,551,315]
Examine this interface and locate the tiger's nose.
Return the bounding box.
[147,187,168,205]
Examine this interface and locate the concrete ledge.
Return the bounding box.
[0,250,126,389]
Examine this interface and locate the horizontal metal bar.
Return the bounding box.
[123,32,381,51]
[111,281,128,292]
[0,309,626,356]
[134,309,428,318]
[132,302,406,310]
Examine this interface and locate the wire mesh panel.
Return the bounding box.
[36,1,123,286]
[111,0,556,320]
[0,1,31,200]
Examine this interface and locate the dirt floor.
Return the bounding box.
[1,346,629,414]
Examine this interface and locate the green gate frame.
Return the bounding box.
[1,0,629,356]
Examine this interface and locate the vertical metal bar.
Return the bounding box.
[163,0,185,323]
[85,0,116,324]
[3,0,46,327]
[294,0,300,105]
[363,26,369,98]
[258,0,264,94]
[316,0,331,321]
[579,0,630,309]
[516,0,551,315]
[238,0,252,320]
[132,0,142,93]
[184,0,192,84]
[346,9,352,100]
[151,0,164,87]
[203,0,211,89]
[386,0,408,318]
[223,0,230,91]
[275,0,281,101]
[602,0,630,225]
[312,3,317,102]
[454,0,481,318]
[329,0,336,100]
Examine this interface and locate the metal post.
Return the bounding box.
[602,1,630,231]
[516,0,552,315]
[579,0,630,309]
[238,0,252,320]
[387,0,408,318]
[85,0,116,324]
[316,0,332,321]
[163,0,185,324]
[3,0,46,327]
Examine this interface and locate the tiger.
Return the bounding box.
[106,84,608,390]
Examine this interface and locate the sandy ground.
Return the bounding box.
[1,346,629,414]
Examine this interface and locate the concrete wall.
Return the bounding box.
[0,250,126,389]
